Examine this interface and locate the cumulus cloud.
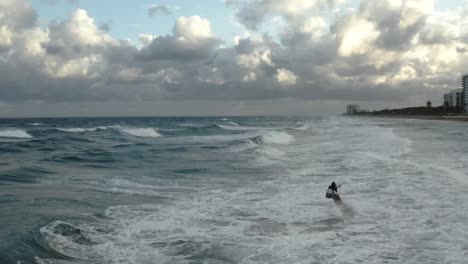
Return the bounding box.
[230,0,327,30]
[138,34,157,46]
[1,0,468,116]
[0,0,37,30]
[136,16,220,61]
[276,68,297,86]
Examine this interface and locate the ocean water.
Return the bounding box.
[1,116,468,264]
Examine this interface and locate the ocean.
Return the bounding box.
[1,116,467,264]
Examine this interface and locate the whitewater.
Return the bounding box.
[0,116,467,264]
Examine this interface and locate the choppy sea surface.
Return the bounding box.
[1,116,468,264]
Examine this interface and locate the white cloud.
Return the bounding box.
[237,49,272,69]
[148,4,171,17]
[392,64,417,82]
[276,68,297,86]
[338,16,380,56]
[47,9,114,50]
[233,0,327,29]
[399,0,434,28]
[243,72,256,81]
[136,16,220,62]
[299,16,326,36]
[138,34,157,46]
[40,9,116,78]
[0,25,13,49]
[1,0,468,116]
[174,16,213,40]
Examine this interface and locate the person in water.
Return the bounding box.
[328,181,338,192]
[326,181,341,202]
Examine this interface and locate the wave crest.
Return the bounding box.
[0,129,33,138]
[119,127,163,138]
[253,131,295,145]
[27,122,43,126]
[292,123,310,131]
[217,124,276,131]
[56,127,107,133]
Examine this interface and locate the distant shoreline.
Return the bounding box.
[352,114,468,122]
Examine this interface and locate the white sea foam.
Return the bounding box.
[292,122,311,131]
[27,122,43,126]
[118,127,163,138]
[179,131,258,143]
[159,128,184,132]
[409,160,468,186]
[0,129,32,138]
[379,128,413,156]
[256,131,295,145]
[256,146,285,157]
[39,222,84,257]
[38,177,347,264]
[100,178,185,197]
[34,116,468,264]
[217,124,280,131]
[56,127,107,133]
[226,139,259,153]
[177,123,209,128]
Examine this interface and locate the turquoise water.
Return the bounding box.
[1,116,467,263]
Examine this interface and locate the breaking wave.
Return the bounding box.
[0,129,33,138]
[374,128,413,157]
[217,124,277,131]
[292,122,310,131]
[56,127,107,133]
[47,125,167,138]
[177,123,210,128]
[253,131,295,145]
[226,139,258,152]
[27,122,43,126]
[180,131,257,143]
[118,127,163,138]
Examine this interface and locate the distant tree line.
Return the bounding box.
[356,102,464,116]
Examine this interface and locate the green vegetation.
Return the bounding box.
[356,106,464,116]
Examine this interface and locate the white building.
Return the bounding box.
[443,88,463,108]
[346,105,360,115]
[463,75,468,112]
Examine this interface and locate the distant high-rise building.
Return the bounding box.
[346,105,360,115]
[462,75,468,112]
[443,89,463,108]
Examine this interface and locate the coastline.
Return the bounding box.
[353,114,468,122]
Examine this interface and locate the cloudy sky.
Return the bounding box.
[0,0,467,117]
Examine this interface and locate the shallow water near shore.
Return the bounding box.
[1,116,468,264]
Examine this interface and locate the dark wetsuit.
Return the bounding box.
[328,182,338,192]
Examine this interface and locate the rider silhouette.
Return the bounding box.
[328,182,338,192]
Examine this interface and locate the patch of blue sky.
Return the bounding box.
[435,0,466,11]
[29,0,240,44]
[27,0,464,45]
